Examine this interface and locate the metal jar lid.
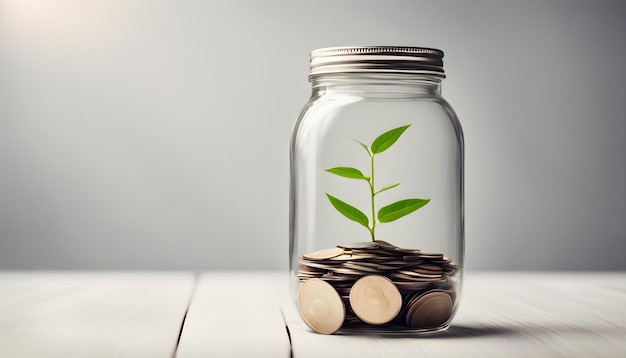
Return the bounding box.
[309,46,445,80]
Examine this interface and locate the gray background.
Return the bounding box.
[1,0,624,271]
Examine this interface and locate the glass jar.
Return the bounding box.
[289,46,464,335]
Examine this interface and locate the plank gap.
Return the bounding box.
[280,307,294,358]
[174,272,199,357]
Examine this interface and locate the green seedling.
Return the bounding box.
[325,125,430,241]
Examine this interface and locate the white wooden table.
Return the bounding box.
[1,271,624,357]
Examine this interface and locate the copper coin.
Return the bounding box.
[298,278,345,334]
[303,247,344,260]
[406,291,452,328]
[349,275,402,325]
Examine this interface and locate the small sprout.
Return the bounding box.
[325,125,430,241]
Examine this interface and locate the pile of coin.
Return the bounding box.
[297,240,458,334]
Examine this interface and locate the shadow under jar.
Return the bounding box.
[290,46,464,335]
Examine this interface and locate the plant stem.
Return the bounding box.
[369,152,376,241]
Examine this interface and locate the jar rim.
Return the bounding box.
[309,46,445,81]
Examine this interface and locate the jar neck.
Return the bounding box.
[310,74,442,97]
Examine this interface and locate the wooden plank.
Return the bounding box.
[2,271,624,357]
[176,271,291,358]
[283,272,626,357]
[0,271,195,358]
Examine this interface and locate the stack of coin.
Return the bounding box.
[297,240,458,333]
[403,290,453,329]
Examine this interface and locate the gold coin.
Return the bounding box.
[406,291,452,328]
[349,275,402,325]
[298,278,345,334]
[303,247,344,260]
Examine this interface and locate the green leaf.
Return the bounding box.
[378,198,430,223]
[325,167,370,180]
[370,125,411,154]
[326,193,369,228]
[349,138,371,155]
[375,183,400,195]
